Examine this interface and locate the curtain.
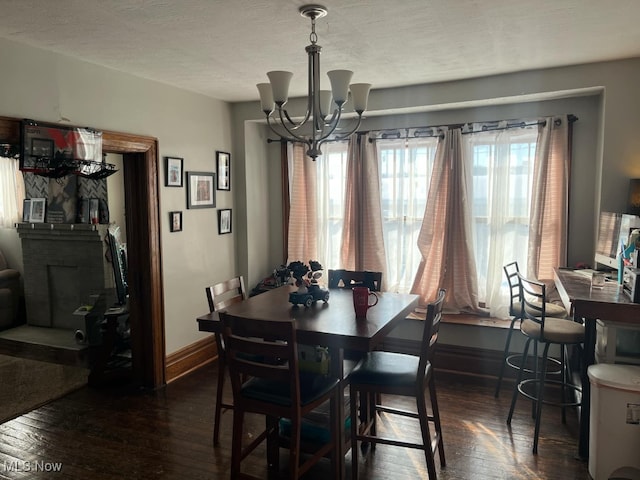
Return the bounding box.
[411,130,481,311]
[527,116,570,283]
[286,142,318,264]
[464,123,538,318]
[0,156,25,228]
[340,133,387,282]
[376,134,437,293]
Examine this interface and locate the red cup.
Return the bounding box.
[352,286,379,318]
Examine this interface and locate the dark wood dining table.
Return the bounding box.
[554,268,640,460]
[196,285,419,478]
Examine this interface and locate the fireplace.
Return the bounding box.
[17,223,114,330]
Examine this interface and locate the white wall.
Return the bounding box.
[0,37,235,355]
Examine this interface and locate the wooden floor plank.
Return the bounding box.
[0,363,590,479]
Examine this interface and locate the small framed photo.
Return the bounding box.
[22,199,31,222]
[165,156,184,187]
[30,138,54,158]
[169,211,182,232]
[216,151,231,191]
[186,171,216,209]
[218,208,232,234]
[29,198,46,223]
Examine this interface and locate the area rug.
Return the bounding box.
[0,354,89,424]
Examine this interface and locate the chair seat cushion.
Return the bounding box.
[511,301,567,318]
[241,373,339,407]
[521,317,585,344]
[348,351,427,388]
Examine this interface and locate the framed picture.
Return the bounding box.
[29,198,46,223]
[216,151,231,191]
[22,199,31,222]
[165,156,184,187]
[30,138,54,158]
[186,171,216,209]
[169,211,182,232]
[218,208,232,234]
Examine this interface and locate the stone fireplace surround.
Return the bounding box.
[17,223,114,331]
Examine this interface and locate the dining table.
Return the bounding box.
[196,285,419,479]
[553,268,640,460]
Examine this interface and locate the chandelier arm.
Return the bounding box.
[282,108,311,130]
[331,114,364,141]
[273,108,310,143]
[265,114,299,143]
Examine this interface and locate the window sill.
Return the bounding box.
[406,311,512,329]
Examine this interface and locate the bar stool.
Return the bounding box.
[506,273,584,454]
[494,262,567,398]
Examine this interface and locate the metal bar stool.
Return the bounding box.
[506,273,584,454]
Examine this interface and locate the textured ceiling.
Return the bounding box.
[0,0,639,103]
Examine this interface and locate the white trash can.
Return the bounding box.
[588,364,640,480]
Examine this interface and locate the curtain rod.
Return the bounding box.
[267,114,578,145]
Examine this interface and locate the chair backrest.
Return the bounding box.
[419,289,446,374]
[516,273,548,336]
[220,312,300,405]
[503,262,520,317]
[205,276,247,313]
[327,269,382,292]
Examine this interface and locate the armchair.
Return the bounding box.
[0,248,20,329]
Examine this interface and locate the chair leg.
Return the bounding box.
[560,344,567,424]
[350,385,359,480]
[533,343,551,454]
[266,415,280,472]
[289,416,300,479]
[507,338,532,425]
[213,354,227,445]
[495,317,518,398]
[417,387,438,480]
[429,374,446,468]
[230,408,244,479]
[330,389,342,480]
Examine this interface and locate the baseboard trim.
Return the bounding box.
[165,335,218,383]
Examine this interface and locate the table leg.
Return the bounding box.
[329,346,345,480]
[578,316,596,460]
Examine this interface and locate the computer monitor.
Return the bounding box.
[594,211,640,269]
[107,226,128,305]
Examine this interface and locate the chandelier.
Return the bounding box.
[256,4,371,160]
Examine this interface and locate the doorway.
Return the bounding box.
[0,117,166,389]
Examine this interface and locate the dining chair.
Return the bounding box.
[494,262,567,398]
[328,269,382,292]
[220,312,342,480]
[507,273,584,454]
[348,289,446,480]
[205,276,247,445]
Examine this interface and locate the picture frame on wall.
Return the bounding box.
[216,151,231,191]
[186,171,216,209]
[218,208,232,234]
[29,198,46,223]
[165,156,184,187]
[169,211,183,232]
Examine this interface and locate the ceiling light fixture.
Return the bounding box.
[256,4,371,160]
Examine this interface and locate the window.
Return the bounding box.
[378,137,438,292]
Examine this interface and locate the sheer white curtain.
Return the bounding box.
[377,134,438,293]
[462,122,538,318]
[287,141,348,269]
[0,156,25,228]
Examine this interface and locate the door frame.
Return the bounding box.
[0,117,166,388]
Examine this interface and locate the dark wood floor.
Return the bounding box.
[0,362,591,479]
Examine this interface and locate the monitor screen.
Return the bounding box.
[595,212,640,269]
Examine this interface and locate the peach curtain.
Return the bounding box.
[340,134,387,284]
[411,129,481,311]
[286,142,318,264]
[527,116,570,283]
